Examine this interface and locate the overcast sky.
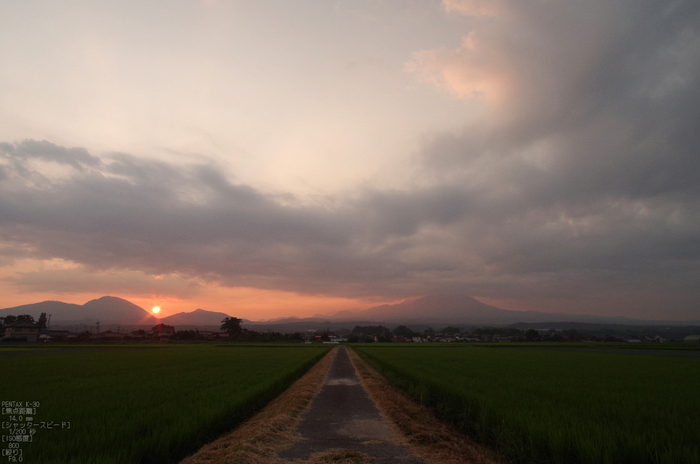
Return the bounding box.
[1,0,698,321]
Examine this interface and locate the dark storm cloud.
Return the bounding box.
[0,134,699,318]
[0,140,474,300]
[399,0,700,318]
[0,141,415,298]
[7,267,203,298]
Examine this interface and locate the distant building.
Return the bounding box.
[128,330,147,339]
[191,330,229,340]
[100,331,125,340]
[3,321,40,342]
[39,330,72,342]
[46,330,71,339]
[152,323,175,338]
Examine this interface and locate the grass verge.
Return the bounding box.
[179,347,337,464]
[347,347,504,464]
[354,345,700,464]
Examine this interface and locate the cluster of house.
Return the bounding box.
[381,334,518,343]
[342,326,686,344]
[0,322,229,342]
[390,334,671,343]
[4,320,697,345]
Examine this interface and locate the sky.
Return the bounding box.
[1,0,699,321]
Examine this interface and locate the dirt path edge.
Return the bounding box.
[347,347,505,464]
[179,347,338,464]
[179,346,505,464]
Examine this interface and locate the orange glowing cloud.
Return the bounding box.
[405,30,514,109]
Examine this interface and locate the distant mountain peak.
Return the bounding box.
[160,308,232,326]
[86,295,125,302]
[83,295,141,307]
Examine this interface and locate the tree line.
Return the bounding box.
[217,317,305,342]
[0,313,47,329]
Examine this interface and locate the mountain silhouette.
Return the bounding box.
[160,308,233,326]
[337,294,642,325]
[2,294,681,327]
[0,296,159,325]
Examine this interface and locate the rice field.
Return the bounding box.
[0,344,328,464]
[354,345,700,464]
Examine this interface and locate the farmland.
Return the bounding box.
[354,345,700,464]
[0,344,328,464]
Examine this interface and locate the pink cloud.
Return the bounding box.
[407,1,623,126]
[406,30,515,108]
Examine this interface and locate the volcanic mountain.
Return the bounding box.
[160,308,233,326]
[336,294,639,325]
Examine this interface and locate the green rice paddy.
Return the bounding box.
[355,345,700,464]
[0,344,328,464]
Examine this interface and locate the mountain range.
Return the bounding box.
[248,294,699,326]
[2,294,697,328]
[0,296,236,328]
[327,294,651,325]
[0,296,160,326]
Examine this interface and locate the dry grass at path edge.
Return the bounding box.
[179,347,338,464]
[180,345,505,464]
[347,347,506,464]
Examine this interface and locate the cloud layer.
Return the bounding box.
[1,0,699,320]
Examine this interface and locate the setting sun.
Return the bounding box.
[152,306,160,314]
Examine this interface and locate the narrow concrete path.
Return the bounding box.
[278,346,425,463]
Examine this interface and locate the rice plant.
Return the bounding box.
[0,345,328,463]
[355,345,700,464]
